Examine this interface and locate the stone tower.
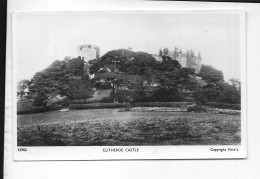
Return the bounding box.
[79,44,100,63]
[79,44,100,75]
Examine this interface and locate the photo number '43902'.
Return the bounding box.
[18,148,27,151]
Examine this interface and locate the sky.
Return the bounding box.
[14,12,242,81]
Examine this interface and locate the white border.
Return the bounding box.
[12,10,247,161]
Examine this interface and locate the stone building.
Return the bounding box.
[79,44,100,63]
[79,44,100,75]
[159,47,202,73]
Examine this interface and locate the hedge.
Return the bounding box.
[69,103,129,109]
[71,97,113,104]
[131,102,193,107]
[71,99,86,104]
[206,102,241,110]
[70,102,194,110]
[17,100,62,114]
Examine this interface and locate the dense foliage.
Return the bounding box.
[17,79,30,100]
[25,57,93,107]
[198,65,241,104]
[18,48,241,108]
[90,49,195,103]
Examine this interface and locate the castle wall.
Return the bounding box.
[152,54,163,61]
[168,51,175,60]
[186,57,202,73]
[179,56,187,67]
[174,53,187,68]
[196,58,202,73]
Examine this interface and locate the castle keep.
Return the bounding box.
[79,44,100,63]
[79,44,100,74]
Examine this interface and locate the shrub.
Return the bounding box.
[187,104,207,113]
[118,105,132,112]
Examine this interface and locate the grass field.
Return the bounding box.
[17,109,241,146]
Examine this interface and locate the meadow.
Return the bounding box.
[17,109,241,146]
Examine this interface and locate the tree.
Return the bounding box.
[91,49,196,102]
[198,65,241,104]
[28,70,62,107]
[229,78,241,92]
[27,57,93,107]
[177,68,203,99]
[197,65,225,101]
[68,75,93,100]
[217,80,241,104]
[17,79,30,100]
[123,52,158,76]
[150,58,188,102]
[199,65,224,83]
[90,49,160,103]
[193,87,208,107]
[93,70,143,103]
[65,57,85,76]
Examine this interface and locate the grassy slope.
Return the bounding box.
[17,110,240,146]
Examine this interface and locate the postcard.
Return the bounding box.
[12,11,246,160]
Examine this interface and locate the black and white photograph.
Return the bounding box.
[12,11,246,160]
